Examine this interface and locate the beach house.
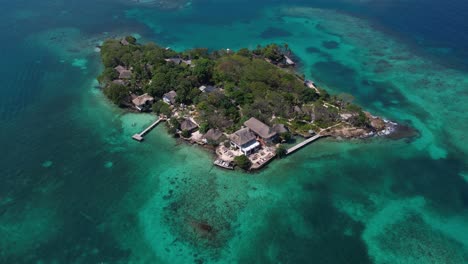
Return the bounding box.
[132,93,154,112]
[180,119,198,132]
[230,128,259,155]
[114,65,132,79]
[163,90,177,105]
[199,85,218,93]
[244,117,277,142]
[203,128,223,143]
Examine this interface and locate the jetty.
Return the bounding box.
[286,134,324,155]
[132,117,166,142]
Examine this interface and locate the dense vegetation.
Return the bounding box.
[98,37,370,134]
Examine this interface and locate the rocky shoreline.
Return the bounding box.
[324,112,416,140]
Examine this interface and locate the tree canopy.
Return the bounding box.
[234,155,252,171]
[97,37,370,132]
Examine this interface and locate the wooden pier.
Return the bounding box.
[132,117,166,142]
[286,134,324,155]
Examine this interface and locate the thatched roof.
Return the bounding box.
[244,117,277,139]
[163,90,177,104]
[114,65,126,73]
[120,38,129,46]
[112,79,125,85]
[165,58,182,64]
[272,124,288,134]
[294,106,303,114]
[114,65,132,79]
[132,93,154,107]
[199,85,217,93]
[180,119,198,131]
[119,70,132,79]
[230,128,256,146]
[204,128,223,141]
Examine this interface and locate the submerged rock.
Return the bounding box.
[41,160,53,168]
[190,221,214,234]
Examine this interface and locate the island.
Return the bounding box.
[97,36,397,171]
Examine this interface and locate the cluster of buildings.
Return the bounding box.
[132,83,220,112]
[164,57,193,66]
[230,117,287,155]
[210,117,288,170]
[111,39,291,169]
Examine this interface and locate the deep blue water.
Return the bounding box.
[0,0,467,263]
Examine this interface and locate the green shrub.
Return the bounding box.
[276,145,287,159]
[234,155,251,170]
[181,129,191,138]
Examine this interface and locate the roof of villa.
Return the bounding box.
[244,117,277,139]
[199,85,217,93]
[180,119,198,131]
[272,124,288,134]
[204,128,223,141]
[132,93,154,106]
[230,128,256,146]
[120,38,129,46]
[114,65,126,73]
[163,90,177,104]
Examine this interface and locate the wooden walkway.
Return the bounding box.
[286,134,324,155]
[132,117,166,142]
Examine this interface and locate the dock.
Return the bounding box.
[286,134,324,155]
[132,117,166,142]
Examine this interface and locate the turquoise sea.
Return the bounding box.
[1,0,467,263]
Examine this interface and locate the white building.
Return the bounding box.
[230,128,260,155]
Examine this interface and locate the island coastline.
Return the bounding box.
[97,36,406,171]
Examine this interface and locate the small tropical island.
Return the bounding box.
[97,36,397,171]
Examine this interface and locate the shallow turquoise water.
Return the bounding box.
[0,0,467,263]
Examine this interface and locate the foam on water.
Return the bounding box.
[71,58,88,70]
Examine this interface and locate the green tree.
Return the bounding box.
[280,132,292,142]
[152,100,171,116]
[199,122,210,133]
[169,117,180,130]
[97,67,118,85]
[103,83,129,106]
[146,72,171,97]
[234,155,251,170]
[262,44,283,62]
[300,88,319,103]
[184,48,209,59]
[167,126,178,137]
[193,58,214,84]
[237,48,252,57]
[276,145,287,158]
[181,129,191,138]
[349,111,369,128]
[125,36,137,45]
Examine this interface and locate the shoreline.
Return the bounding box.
[127,110,408,172]
[98,37,410,172]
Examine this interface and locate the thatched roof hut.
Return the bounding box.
[180,119,198,132]
[203,128,223,142]
[244,117,277,140]
[230,128,256,146]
